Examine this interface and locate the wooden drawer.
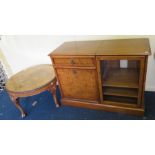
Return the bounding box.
[53,57,95,67]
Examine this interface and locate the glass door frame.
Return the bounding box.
[96,56,145,107]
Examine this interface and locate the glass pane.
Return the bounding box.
[101,60,140,105]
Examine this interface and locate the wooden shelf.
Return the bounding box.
[103,68,139,88]
[103,87,138,98]
[104,95,137,104]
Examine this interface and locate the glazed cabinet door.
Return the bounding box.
[97,56,145,107]
[56,68,99,102]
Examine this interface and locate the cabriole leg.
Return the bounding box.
[10,95,26,118]
[49,82,60,108]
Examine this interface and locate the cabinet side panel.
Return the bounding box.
[137,57,145,107]
[96,57,103,103]
[141,56,148,107]
[50,56,64,100]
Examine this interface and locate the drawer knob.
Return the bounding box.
[72,69,77,74]
[70,59,75,64]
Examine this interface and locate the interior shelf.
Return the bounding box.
[104,95,137,104]
[103,87,138,98]
[103,68,139,88]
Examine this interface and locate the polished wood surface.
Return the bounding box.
[62,98,144,116]
[103,68,139,88]
[56,68,99,101]
[141,56,148,107]
[6,64,60,118]
[104,95,137,104]
[49,41,101,56]
[97,38,151,55]
[103,87,138,98]
[6,64,55,93]
[49,39,151,116]
[53,57,95,67]
[49,38,151,56]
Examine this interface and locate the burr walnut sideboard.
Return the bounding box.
[49,39,151,116]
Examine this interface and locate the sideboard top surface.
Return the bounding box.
[49,38,151,56]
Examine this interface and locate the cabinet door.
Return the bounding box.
[56,68,99,102]
[97,56,145,107]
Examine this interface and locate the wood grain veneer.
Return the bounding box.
[49,38,151,116]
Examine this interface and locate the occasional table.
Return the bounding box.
[6,64,60,118]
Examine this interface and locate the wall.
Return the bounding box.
[0,35,154,91]
[0,47,12,76]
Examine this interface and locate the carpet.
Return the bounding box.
[0,88,155,120]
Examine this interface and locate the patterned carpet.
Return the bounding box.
[0,88,155,120]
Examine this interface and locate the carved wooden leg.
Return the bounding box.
[10,95,26,118]
[49,83,60,108]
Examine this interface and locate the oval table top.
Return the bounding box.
[6,64,56,93]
